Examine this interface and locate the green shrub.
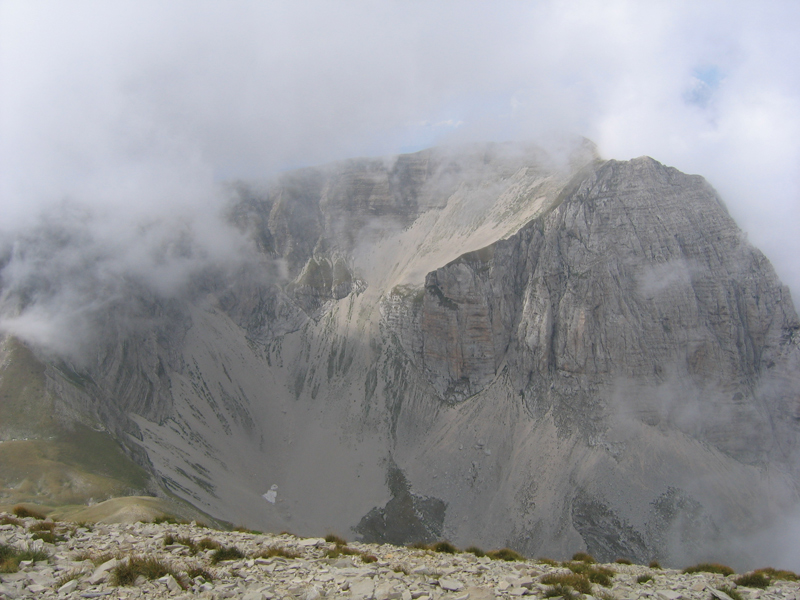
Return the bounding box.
[487,548,524,561]
[541,573,592,594]
[683,563,735,576]
[733,573,770,589]
[210,546,245,564]
[637,574,653,584]
[572,552,596,563]
[111,556,184,587]
[465,546,485,557]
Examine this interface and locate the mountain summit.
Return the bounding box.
[1,142,798,568]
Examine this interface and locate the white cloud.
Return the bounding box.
[0,0,798,298]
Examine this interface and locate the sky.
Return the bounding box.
[0,0,799,307]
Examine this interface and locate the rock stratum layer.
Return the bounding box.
[1,142,799,569]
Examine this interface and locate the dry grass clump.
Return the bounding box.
[637,574,654,584]
[753,567,798,581]
[210,546,246,564]
[163,534,199,554]
[0,515,22,526]
[733,573,771,589]
[683,563,735,576]
[55,567,88,588]
[615,558,633,565]
[12,505,46,520]
[110,556,185,588]
[649,560,663,569]
[538,557,560,566]
[185,565,214,581]
[197,537,221,551]
[256,546,301,560]
[572,552,596,563]
[431,541,458,554]
[325,534,348,546]
[541,573,592,595]
[360,553,378,563]
[564,562,615,586]
[325,545,360,559]
[487,548,524,561]
[465,546,485,557]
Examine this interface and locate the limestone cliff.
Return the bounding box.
[2,141,799,569]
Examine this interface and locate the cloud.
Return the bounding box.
[0,0,799,334]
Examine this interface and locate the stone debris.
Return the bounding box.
[0,513,797,600]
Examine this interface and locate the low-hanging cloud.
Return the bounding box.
[1,0,799,355]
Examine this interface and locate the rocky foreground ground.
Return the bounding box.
[0,512,798,600]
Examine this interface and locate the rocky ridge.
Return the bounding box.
[0,513,797,600]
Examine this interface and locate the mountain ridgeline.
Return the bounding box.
[2,142,799,568]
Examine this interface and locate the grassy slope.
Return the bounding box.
[0,337,150,507]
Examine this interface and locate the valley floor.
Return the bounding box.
[0,513,797,600]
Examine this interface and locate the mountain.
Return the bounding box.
[1,141,798,568]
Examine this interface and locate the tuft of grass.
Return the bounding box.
[683,563,735,576]
[55,567,87,588]
[572,552,596,563]
[465,546,485,557]
[12,505,46,520]
[487,548,524,561]
[197,538,221,551]
[325,546,360,559]
[210,546,246,564]
[111,556,185,588]
[597,592,616,600]
[256,546,301,560]
[233,526,262,534]
[31,531,61,544]
[163,534,199,555]
[360,553,377,563]
[541,573,592,594]
[0,515,22,526]
[637,574,653,584]
[538,557,560,566]
[544,584,580,600]
[186,566,214,581]
[325,534,347,547]
[152,515,187,525]
[0,543,49,573]
[431,541,458,554]
[733,573,770,589]
[753,567,798,581]
[408,541,430,550]
[718,586,745,600]
[649,560,662,570]
[588,567,615,587]
[615,558,633,565]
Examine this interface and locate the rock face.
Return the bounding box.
[2,141,800,569]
